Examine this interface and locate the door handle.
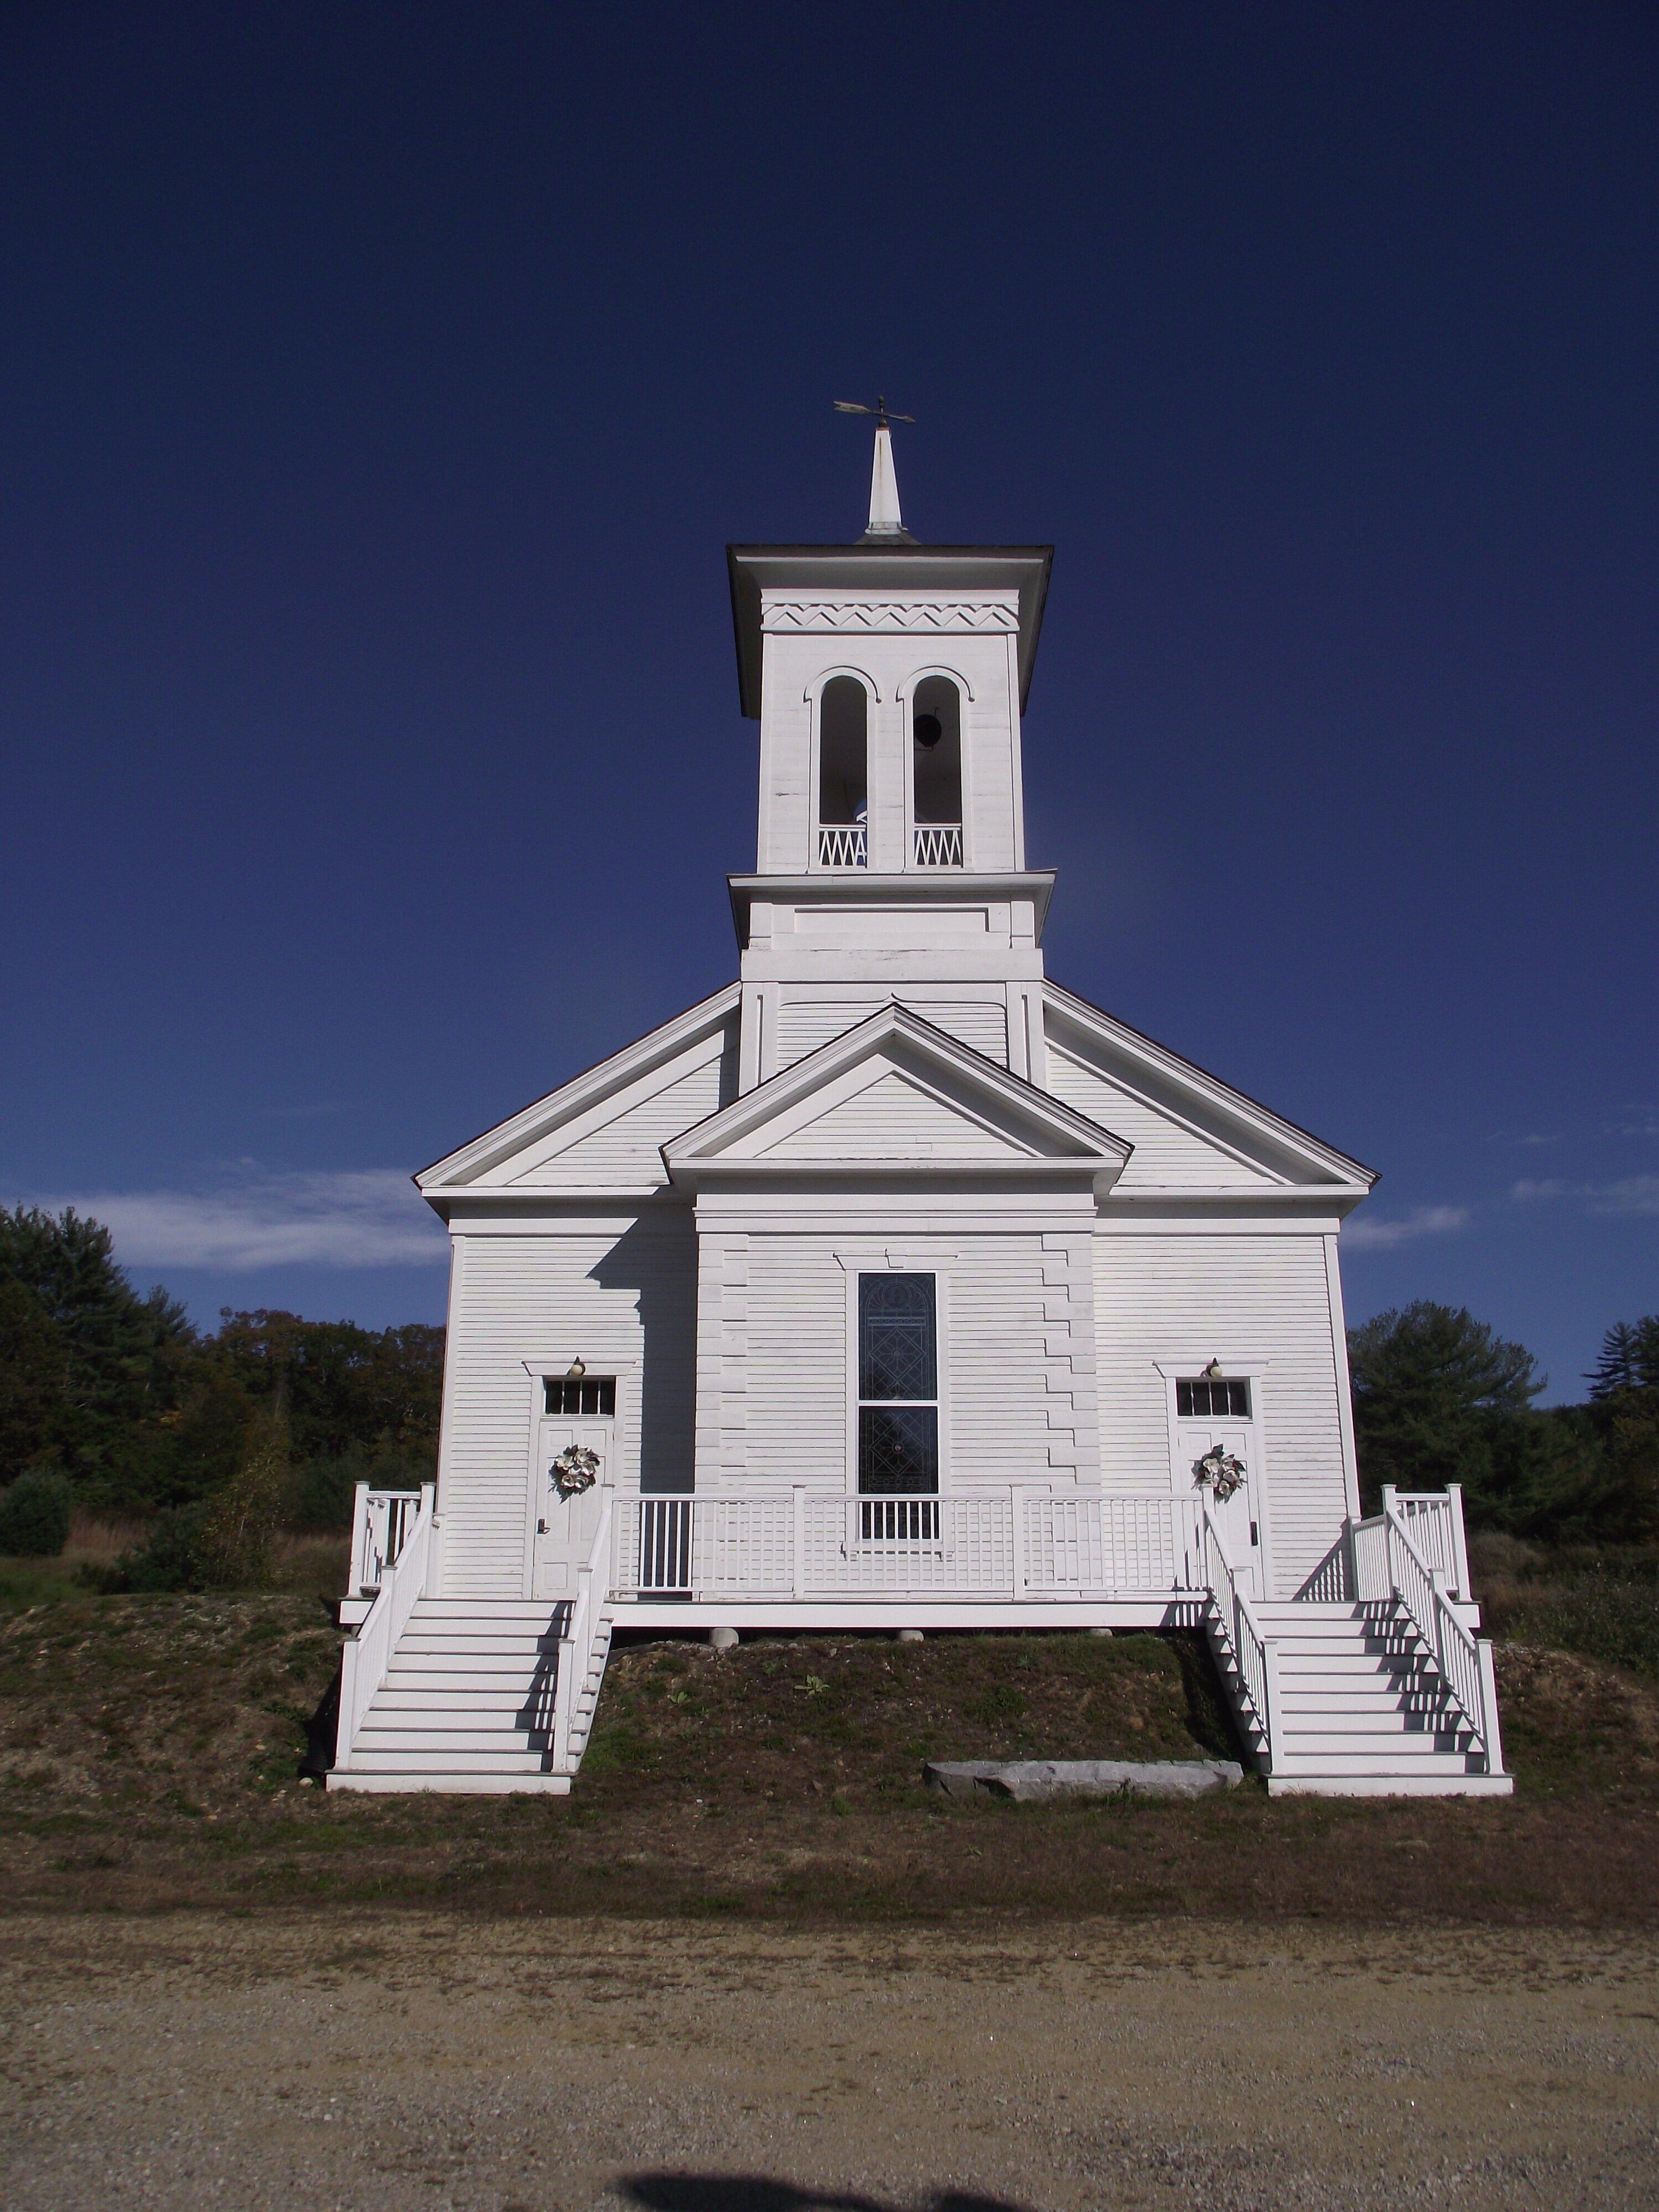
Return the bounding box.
[537,1519,549,1535]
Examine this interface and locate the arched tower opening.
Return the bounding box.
[911,675,963,865]
[817,675,869,867]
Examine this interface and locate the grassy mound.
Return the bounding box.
[5,1585,1659,1924]
[583,1629,1234,1808]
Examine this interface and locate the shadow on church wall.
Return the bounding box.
[589,1215,698,1494]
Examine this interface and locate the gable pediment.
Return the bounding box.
[663,1003,1130,1190]
[416,985,740,1198]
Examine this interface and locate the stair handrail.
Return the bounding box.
[552,1487,615,1772]
[348,1482,423,1596]
[1380,1484,1471,1598]
[1354,1496,1491,1756]
[1199,1499,1276,1768]
[335,1480,435,1772]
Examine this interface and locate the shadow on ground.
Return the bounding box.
[623,2178,1030,2212]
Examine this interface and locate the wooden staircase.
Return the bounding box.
[329,1598,615,1794]
[1254,1600,1511,1797]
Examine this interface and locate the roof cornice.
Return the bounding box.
[727,542,1053,718]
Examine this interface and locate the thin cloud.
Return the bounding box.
[1514,1174,1659,1218]
[21,1170,447,1270]
[1345,1204,1470,1251]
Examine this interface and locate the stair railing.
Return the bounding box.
[552,1486,615,1772]
[1350,1494,1500,1764]
[1380,1484,1471,1598]
[1199,1499,1279,1771]
[335,1481,435,1773]
[348,1483,422,1597]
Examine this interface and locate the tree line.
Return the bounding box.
[2,1202,1655,1563]
[1349,1302,1659,1542]
[0,1205,442,1554]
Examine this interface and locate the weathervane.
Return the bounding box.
[833,395,915,540]
[832,395,915,431]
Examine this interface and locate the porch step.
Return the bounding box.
[347,1745,554,1773]
[374,1687,551,1714]
[354,1727,552,1756]
[392,1634,561,1658]
[1270,1747,1484,1776]
[1278,1703,1458,1733]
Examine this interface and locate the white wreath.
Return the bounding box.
[1194,1444,1248,1503]
[551,1444,601,1499]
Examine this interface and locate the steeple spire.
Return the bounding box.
[867,419,904,538]
[833,395,916,541]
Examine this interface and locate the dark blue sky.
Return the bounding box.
[3,4,1655,1399]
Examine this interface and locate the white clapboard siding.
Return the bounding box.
[735,1235,850,1485]
[440,1220,697,1598]
[1045,1042,1276,1190]
[949,1230,1097,1483]
[758,1070,1024,1160]
[1092,1230,1348,1599]
[508,1049,728,1190]
[719,1230,1096,1490]
[776,995,1008,1071]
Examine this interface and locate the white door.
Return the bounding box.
[532,1415,612,1600]
[1177,1410,1262,1601]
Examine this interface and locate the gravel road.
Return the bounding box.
[3,1913,1657,2211]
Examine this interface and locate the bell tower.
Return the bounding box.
[726,421,1056,1093]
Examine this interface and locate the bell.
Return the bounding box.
[913,712,943,749]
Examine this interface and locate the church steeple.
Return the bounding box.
[724,468,1057,1091]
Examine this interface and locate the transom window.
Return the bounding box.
[858,1274,938,1496]
[1176,1377,1251,1420]
[544,1375,616,1418]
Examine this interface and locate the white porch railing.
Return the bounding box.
[551,1486,615,1771]
[613,1488,1209,1602]
[817,823,868,867]
[347,1484,421,1597]
[1351,1493,1500,1761]
[336,1480,435,1770]
[912,823,963,867]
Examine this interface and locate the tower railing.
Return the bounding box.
[817,823,868,868]
[912,823,963,867]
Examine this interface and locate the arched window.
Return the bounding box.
[911,675,963,865]
[817,676,868,867]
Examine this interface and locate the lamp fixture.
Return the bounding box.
[1202,1358,1224,1380]
[565,1358,587,1381]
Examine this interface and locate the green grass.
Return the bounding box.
[1475,1541,1659,1679]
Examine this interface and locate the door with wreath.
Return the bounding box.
[1173,1374,1262,1601]
[532,1375,615,1601]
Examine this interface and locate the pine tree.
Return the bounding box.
[0,1206,194,1475]
[1588,1316,1659,1400]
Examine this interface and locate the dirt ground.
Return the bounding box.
[4,1912,1657,2211]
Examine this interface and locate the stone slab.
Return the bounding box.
[923,1757,1244,1802]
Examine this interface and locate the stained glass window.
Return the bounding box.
[858,1275,938,1495]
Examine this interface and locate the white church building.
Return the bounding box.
[331,424,1509,1799]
